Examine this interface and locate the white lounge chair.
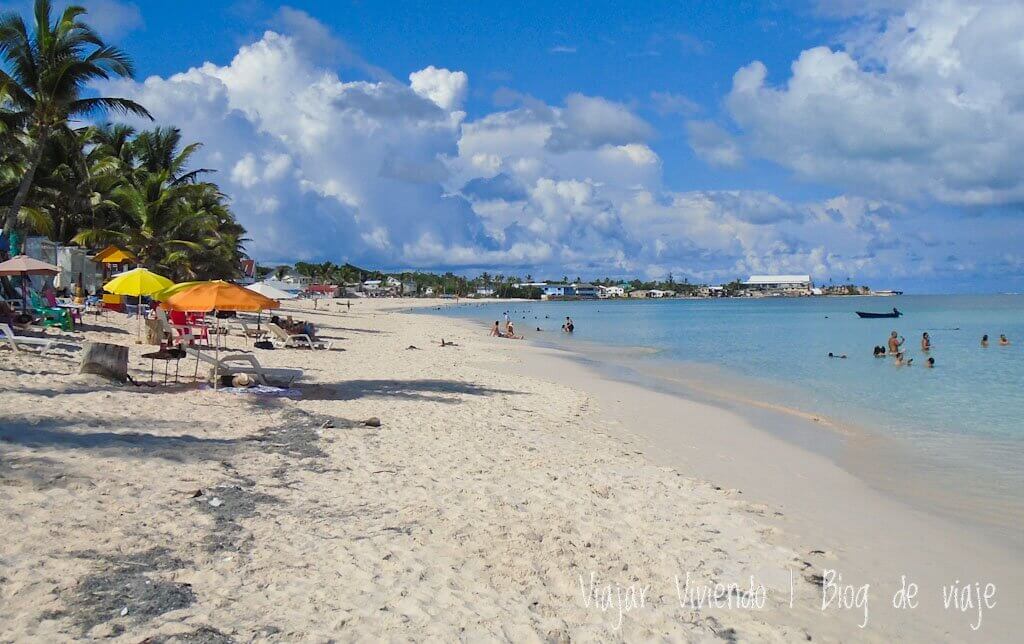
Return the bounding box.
[185,347,303,386]
[0,323,56,355]
[267,322,332,350]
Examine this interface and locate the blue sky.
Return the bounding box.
[6,0,1023,292]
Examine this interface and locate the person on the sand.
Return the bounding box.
[490,321,503,337]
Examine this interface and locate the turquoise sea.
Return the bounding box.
[435,295,1024,542]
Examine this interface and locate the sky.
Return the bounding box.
[5,0,1024,292]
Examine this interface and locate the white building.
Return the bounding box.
[598,285,625,298]
[743,275,813,296]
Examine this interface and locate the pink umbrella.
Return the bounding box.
[0,255,60,309]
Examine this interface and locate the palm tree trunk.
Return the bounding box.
[2,129,49,257]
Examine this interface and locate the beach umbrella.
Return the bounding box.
[104,268,174,340]
[0,255,60,309]
[245,281,297,331]
[165,281,280,388]
[151,281,204,301]
[246,281,297,300]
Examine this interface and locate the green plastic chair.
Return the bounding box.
[29,291,72,331]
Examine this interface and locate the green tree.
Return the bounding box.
[0,0,151,252]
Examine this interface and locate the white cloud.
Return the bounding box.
[89,8,1022,289]
[725,0,1024,206]
[82,0,143,37]
[409,65,468,111]
[686,120,743,167]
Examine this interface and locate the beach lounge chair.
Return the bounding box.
[185,347,304,386]
[0,323,56,355]
[267,322,332,350]
[29,292,72,331]
[231,319,265,339]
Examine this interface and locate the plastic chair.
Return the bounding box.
[29,292,72,331]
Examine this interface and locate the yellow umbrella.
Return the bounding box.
[104,268,174,340]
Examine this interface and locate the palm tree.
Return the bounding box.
[0,0,151,252]
[71,171,205,274]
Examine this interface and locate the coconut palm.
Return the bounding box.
[0,0,151,251]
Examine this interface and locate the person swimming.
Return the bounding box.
[999,334,1011,346]
[888,331,904,354]
[873,345,887,357]
[981,334,989,348]
[921,332,931,351]
[894,352,913,366]
[828,352,848,359]
[926,357,935,368]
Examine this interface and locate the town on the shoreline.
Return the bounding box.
[246,261,900,300]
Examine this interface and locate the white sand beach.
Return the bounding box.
[1,299,1020,642]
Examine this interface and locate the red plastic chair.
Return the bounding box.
[170,309,209,344]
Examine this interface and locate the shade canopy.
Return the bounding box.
[0,255,60,276]
[151,281,204,301]
[246,281,297,300]
[104,267,174,297]
[164,280,280,312]
[93,245,137,264]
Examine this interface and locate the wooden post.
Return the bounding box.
[78,341,129,382]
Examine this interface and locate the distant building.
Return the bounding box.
[598,285,625,298]
[647,289,673,298]
[475,286,496,297]
[281,269,312,288]
[627,289,649,298]
[513,282,548,289]
[743,274,812,296]
[697,285,725,297]
[238,259,256,285]
[307,284,339,297]
[541,283,598,300]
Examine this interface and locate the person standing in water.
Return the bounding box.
[921,332,931,351]
[562,316,574,333]
[1000,334,1011,346]
[981,334,989,348]
[888,331,904,354]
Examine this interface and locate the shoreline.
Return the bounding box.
[1,298,1020,641]
[432,299,1024,551]
[416,301,1024,638]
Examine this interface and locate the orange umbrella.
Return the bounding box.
[165,281,280,389]
[164,280,280,312]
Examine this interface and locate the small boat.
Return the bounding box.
[856,308,902,319]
